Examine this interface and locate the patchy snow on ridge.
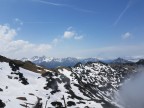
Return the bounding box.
[0,62,47,108]
[0,62,104,108]
[0,57,138,108]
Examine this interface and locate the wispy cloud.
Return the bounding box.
[74,36,83,40]
[122,32,132,39]
[52,38,62,46]
[14,18,23,25]
[72,45,144,58]
[13,18,23,31]
[114,0,131,26]
[33,0,96,14]
[23,21,57,24]
[32,0,65,6]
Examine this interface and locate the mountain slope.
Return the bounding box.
[0,58,104,107]
[0,55,139,108]
[111,58,133,64]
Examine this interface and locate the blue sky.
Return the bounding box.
[0,0,144,59]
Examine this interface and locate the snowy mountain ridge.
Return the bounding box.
[21,56,143,68]
[0,55,142,108]
[21,56,99,68]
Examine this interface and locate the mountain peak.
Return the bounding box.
[136,59,144,65]
[111,57,132,64]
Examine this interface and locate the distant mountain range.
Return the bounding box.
[21,56,99,68]
[21,56,144,68]
[110,57,133,64]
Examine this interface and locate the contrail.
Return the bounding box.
[73,7,96,14]
[23,21,58,24]
[33,0,96,14]
[33,0,65,6]
[113,0,131,26]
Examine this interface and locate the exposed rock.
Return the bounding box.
[0,88,3,92]
[67,101,76,106]
[16,97,27,101]
[51,101,63,107]
[0,99,6,107]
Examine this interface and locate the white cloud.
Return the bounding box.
[0,25,86,58]
[74,36,83,40]
[63,31,75,39]
[63,27,84,40]
[51,27,84,47]
[5,40,51,53]
[0,24,52,59]
[0,24,17,41]
[122,32,132,39]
